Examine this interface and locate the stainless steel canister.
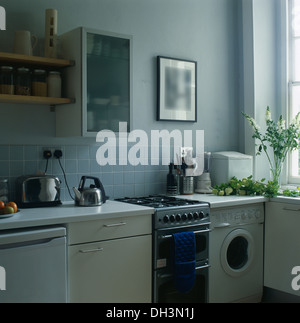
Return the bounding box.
[180,176,194,195]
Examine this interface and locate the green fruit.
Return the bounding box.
[212,189,218,195]
[218,190,224,196]
[225,187,233,195]
[3,206,14,214]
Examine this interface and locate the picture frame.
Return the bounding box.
[157,56,197,122]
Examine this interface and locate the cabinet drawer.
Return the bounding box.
[68,235,152,302]
[68,214,151,245]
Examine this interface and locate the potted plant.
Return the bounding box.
[243,107,300,193]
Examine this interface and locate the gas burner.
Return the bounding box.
[115,195,207,209]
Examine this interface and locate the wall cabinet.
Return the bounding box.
[58,27,132,137]
[264,201,300,296]
[67,214,152,303]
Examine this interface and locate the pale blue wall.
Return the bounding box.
[0,0,250,200]
[0,0,240,150]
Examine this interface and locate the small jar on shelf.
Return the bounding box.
[32,69,47,96]
[0,66,14,95]
[15,67,31,96]
[47,71,61,97]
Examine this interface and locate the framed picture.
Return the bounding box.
[157,56,197,122]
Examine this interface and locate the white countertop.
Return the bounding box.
[271,196,300,205]
[176,193,268,208]
[0,194,285,231]
[0,200,155,231]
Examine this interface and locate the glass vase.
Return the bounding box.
[270,161,284,187]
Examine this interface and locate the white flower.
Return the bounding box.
[292,112,300,132]
[277,116,285,131]
[265,107,272,122]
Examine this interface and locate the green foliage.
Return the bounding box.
[212,176,280,198]
[242,107,300,185]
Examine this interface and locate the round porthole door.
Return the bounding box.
[220,229,254,277]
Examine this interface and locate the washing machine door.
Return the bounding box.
[220,229,254,277]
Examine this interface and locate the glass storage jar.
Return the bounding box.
[32,69,47,96]
[15,67,31,96]
[0,179,9,203]
[47,71,61,97]
[0,66,14,94]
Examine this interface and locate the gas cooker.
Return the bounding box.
[115,195,210,229]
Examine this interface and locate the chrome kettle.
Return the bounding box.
[73,176,107,206]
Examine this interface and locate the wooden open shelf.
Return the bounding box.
[0,52,75,106]
[0,94,74,106]
[0,52,74,68]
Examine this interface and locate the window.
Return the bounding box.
[289,0,300,182]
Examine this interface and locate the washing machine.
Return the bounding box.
[209,203,264,303]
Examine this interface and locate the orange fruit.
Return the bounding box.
[6,202,17,213]
[0,201,4,209]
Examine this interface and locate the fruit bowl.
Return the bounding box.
[0,209,19,219]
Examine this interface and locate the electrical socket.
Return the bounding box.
[43,147,63,159]
[43,150,52,159]
[54,149,63,158]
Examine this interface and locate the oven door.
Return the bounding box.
[154,224,209,271]
[154,261,209,303]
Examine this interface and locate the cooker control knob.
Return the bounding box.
[163,215,169,223]
[176,214,181,222]
[182,213,187,221]
[188,212,193,220]
[199,211,205,219]
[169,214,175,222]
[193,212,199,220]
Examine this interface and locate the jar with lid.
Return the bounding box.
[32,69,47,96]
[47,71,61,98]
[15,67,31,96]
[0,179,9,203]
[0,66,14,95]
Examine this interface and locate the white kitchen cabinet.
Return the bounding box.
[67,214,152,303]
[57,27,132,137]
[264,201,300,296]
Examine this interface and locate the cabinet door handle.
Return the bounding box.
[214,223,230,228]
[283,207,300,212]
[103,222,126,227]
[79,247,103,253]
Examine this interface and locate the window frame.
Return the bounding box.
[288,0,300,184]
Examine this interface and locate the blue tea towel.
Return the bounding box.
[172,231,196,293]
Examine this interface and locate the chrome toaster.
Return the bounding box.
[16,175,62,208]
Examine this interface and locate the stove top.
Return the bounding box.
[115,195,208,209]
[116,195,210,229]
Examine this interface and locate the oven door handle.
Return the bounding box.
[157,263,210,279]
[160,228,211,239]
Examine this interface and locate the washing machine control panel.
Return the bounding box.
[210,204,264,228]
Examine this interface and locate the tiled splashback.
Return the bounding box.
[0,144,167,202]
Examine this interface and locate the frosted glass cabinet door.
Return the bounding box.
[86,32,130,133]
[58,27,132,137]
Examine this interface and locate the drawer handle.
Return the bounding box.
[79,247,103,253]
[103,222,126,227]
[214,223,230,228]
[283,207,300,212]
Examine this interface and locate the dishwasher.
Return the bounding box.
[0,226,67,303]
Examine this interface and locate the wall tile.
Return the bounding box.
[0,146,9,160]
[10,146,23,161]
[0,144,166,201]
[0,161,9,177]
[24,145,38,160]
